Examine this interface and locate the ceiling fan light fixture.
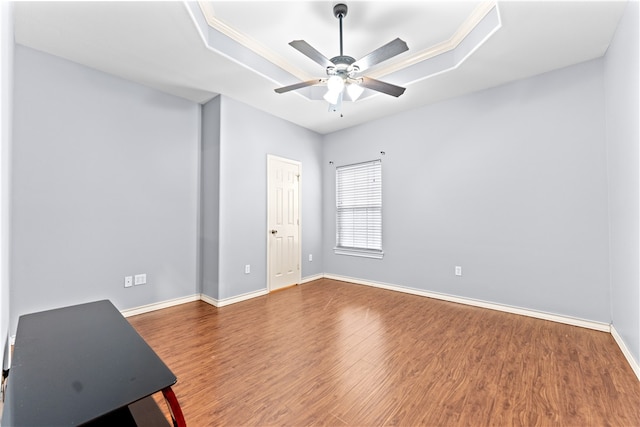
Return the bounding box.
[323,87,342,105]
[326,75,345,93]
[324,75,345,104]
[347,82,364,101]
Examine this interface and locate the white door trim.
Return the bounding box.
[266,154,302,291]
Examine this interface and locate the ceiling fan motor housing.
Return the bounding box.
[330,56,355,66]
[327,57,360,81]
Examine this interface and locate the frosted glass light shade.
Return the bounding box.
[347,83,364,101]
[324,76,345,104]
[326,75,345,93]
[323,89,341,104]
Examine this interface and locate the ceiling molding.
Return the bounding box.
[197,1,312,82]
[367,1,498,79]
[197,1,497,83]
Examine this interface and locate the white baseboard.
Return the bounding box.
[199,293,218,307]
[121,288,270,317]
[118,274,611,334]
[115,274,638,382]
[120,294,200,317]
[119,276,319,316]
[300,274,324,284]
[323,273,611,332]
[200,288,269,308]
[611,325,640,381]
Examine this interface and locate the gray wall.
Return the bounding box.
[1,1,14,366]
[605,0,640,365]
[10,46,200,332]
[323,59,611,323]
[201,96,221,300]
[217,96,323,300]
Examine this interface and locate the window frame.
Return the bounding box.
[333,159,384,259]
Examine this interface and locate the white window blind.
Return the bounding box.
[335,160,383,258]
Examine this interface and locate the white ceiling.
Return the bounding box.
[13,1,628,134]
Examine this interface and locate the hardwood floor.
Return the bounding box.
[128,279,640,426]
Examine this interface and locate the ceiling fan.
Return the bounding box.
[274,3,409,112]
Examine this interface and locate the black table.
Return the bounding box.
[1,300,185,426]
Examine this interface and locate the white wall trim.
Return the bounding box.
[300,274,324,284]
[120,294,200,318]
[323,273,611,332]
[199,293,218,307]
[121,278,323,315]
[117,274,612,334]
[196,1,311,82]
[611,325,640,381]
[115,275,639,382]
[201,288,269,308]
[119,287,274,318]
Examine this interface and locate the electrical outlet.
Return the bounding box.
[124,276,133,288]
[309,254,313,262]
[134,274,147,285]
[455,266,462,276]
[245,265,251,274]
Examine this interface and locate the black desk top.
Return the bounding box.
[2,300,176,426]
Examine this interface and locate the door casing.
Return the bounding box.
[266,154,301,291]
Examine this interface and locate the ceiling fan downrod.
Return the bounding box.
[334,3,348,57]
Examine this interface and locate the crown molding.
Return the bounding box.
[367,1,498,79]
[198,1,497,83]
[197,1,312,82]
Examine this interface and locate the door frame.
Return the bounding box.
[266,154,302,292]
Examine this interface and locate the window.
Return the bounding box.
[334,160,383,259]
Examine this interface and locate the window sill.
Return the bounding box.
[333,248,384,259]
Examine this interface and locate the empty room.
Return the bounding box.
[1,1,639,425]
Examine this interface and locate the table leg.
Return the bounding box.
[161,386,186,427]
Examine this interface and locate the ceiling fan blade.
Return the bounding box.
[289,40,334,68]
[353,38,408,72]
[359,77,406,97]
[274,79,325,94]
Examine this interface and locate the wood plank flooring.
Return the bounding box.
[127,279,640,426]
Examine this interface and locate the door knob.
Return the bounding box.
[271,229,278,235]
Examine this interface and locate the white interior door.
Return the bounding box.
[267,155,301,291]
